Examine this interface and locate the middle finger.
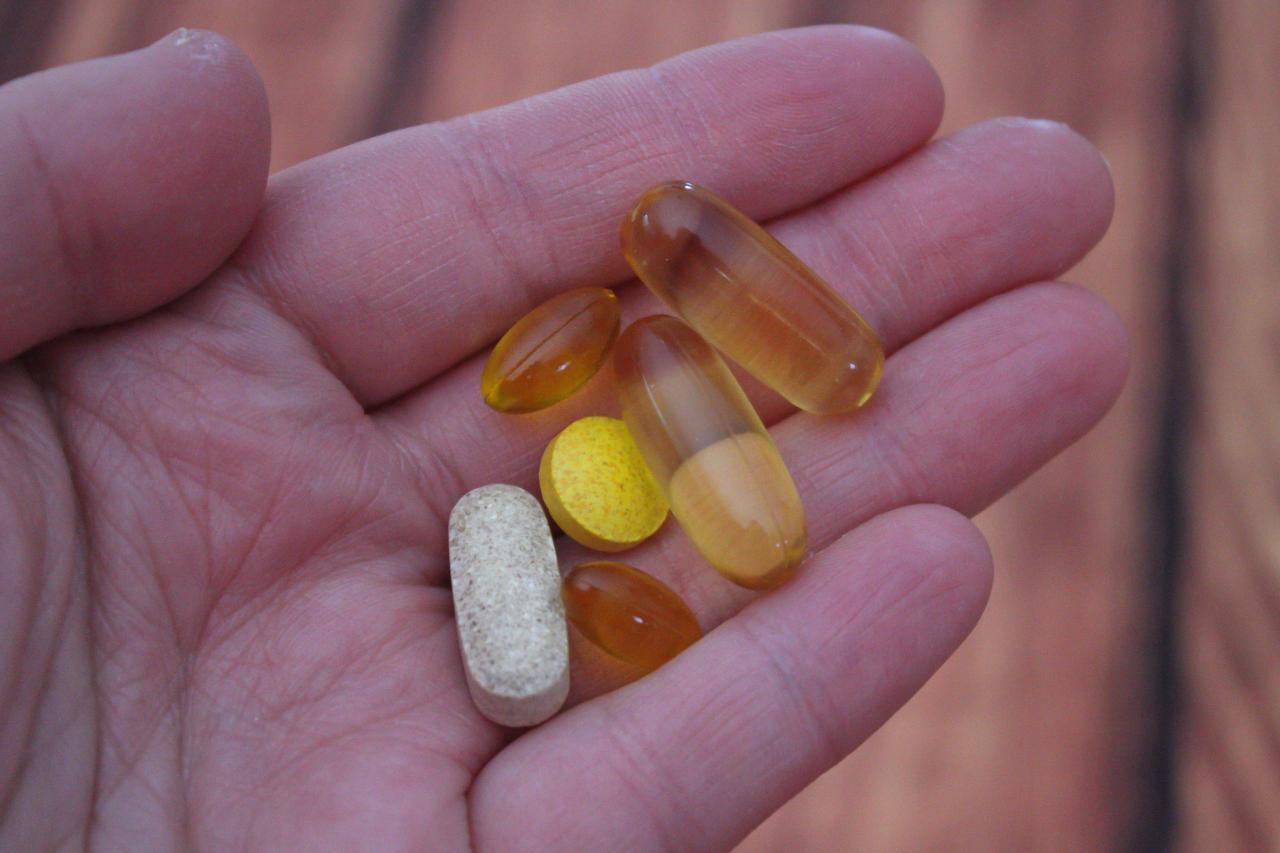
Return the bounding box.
[379,117,1114,527]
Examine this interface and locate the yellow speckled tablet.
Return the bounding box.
[539,416,668,551]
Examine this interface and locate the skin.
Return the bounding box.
[0,25,1126,852]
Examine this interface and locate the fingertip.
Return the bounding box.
[137,27,272,262]
[817,504,993,648]
[764,24,946,150]
[832,24,946,137]
[1067,123,1117,242]
[654,24,946,203]
[1027,281,1132,410]
[1017,117,1115,250]
[1091,289,1131,401]
[0,28,271,349]
[872,503,994,626]
[84,31,272,317]
[152,27,271,154]
[977,117,1116,271]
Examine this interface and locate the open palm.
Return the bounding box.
[0,26,1125,851]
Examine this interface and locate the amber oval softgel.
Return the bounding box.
[622,181,884,415]
[614,315,807,589]
[481,287,620,413]
[562,561,701,674]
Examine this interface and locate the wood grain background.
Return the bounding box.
[3,1,1274,850]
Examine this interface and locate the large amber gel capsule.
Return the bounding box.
[481,287,620,413]
[622,181,884,414]
[562,561,701,674]
[614,315,807,589]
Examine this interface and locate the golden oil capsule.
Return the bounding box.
[562,561,701,674]
[481,286,620,413]
[614,315,807,589]
[621,181,884,415]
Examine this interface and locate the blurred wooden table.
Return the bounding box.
[5,0,1276,849]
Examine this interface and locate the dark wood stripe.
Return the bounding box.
[803,0,854,25]
[1137,0,1203,848]
[362,0,449,139]
[117,0,169,54]
[0,0,67,85]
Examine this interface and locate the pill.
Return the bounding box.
[562,561,701,674]
[481,286,620,413]
[614,315,807,589]
[540,416,668,551]
[621,181,884,415]
[448,484,569,726]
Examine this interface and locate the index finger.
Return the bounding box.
[227,26,944,404]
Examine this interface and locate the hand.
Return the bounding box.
[0,26,1125,851]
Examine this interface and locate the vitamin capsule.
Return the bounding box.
[614,315,807,589]
[540,416,668,551]
[621,181,884,414]
[562,561,701,674]
[448,484,569,726]
[481,286,620,413]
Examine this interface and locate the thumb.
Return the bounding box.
[0,28,271,360]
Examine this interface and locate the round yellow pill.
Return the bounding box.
[539,416,668,552]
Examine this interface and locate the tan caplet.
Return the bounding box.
[448,484,569,726]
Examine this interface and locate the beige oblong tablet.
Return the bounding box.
[448,484,569,726]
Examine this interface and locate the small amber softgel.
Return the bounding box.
[481,286,620,413]
[622,181,884,414]
[562,561,701,674]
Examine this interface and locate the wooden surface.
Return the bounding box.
[1178,1,1280,850]
[4,1,1273,850]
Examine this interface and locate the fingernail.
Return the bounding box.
[995,116,1072,133]
[156,27,229,64]
[160,27,198,47]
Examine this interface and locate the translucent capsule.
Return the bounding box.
[481,287,620,413]
[614,315,807,589]
[562,561,701,674]
[621,181,884,415]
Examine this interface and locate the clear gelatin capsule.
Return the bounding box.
[622,181,884,414]
[481,287,620,413]
[613,315,807,589]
